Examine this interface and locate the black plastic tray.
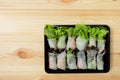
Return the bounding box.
[44,25,110,73]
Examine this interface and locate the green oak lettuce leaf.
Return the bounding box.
[56,26,67,37]
[89,27,100,38]
[67,27,78,37]
[44,24,57,39]
[97,27,108,40]
[67,49,73,54]
[75,24,90,39]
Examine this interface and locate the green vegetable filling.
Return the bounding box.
[97,26,108,40]
[44,24,57,39]
[56,26,67,37]
[67,49,74,54]
[75,24,90,39]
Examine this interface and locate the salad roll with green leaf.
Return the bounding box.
[97,27,108,51]
[67,49,77,69]
[45,24,57,49]
[56,27,67,49]
[97,27,108,70]
[66,27,77,50]
[75,24,89,51]
[88,27,100,47]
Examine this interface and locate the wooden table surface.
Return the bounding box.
[0,0,120,80]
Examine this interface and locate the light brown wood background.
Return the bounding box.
[0,0,120,80]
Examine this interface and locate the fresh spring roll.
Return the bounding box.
[88,27,100,47]
[75,24,89,51]
[77,51,87,69]
[66,27,78,50]
[97,49,106,70]
[97,27,108,70]
[57,51,66,70]
[86,47,97,69]
[97,27,108,51]
[56,27,67,49]
[67,49,77,69]
[49,52,57,70]
[44,24,57,49]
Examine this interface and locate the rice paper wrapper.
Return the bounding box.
[87,50,97,69]
[67,53,77,69]
[57,51,66,70]
[88,38,96,47]
[97,50,106,70]
[48,38,57,49]
[97,40,105,51]
[49,52,57,70]
[57,36,66,49]
[76,37,88,51]
[66,37,76,50]
[77,51,87,69]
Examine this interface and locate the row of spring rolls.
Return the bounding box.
[48,46,106,70]
[45,24,108,70]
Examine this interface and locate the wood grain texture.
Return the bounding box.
[0,0,120,10]
[0,10,120,80]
